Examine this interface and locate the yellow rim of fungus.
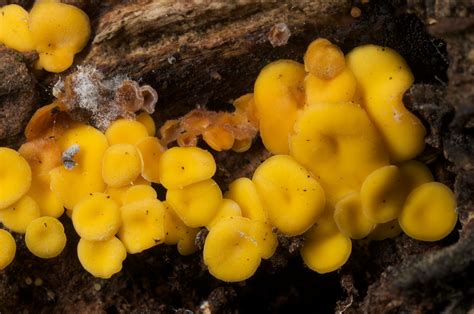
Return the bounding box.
[105,119,149,145]
[0,196,41,234]
[25,217,67,259]
[0,148,32,209]
[102,144,142,187]
[0,229,16,270]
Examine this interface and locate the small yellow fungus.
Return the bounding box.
[398,160,434,192]
[225,178,267,222]
[29,2,91,73]
[123,185,157,204]
[346,45,426,161]
[0,196,40,234]
[304,68,357,105]
[289,103,389,206]
[25,217,67,258]
[166,179,222,228]
[105,119,149,145]
[77,237,127,279]
[360,165,405,223]
[254,60,305,154]
[0,147,32,209]
[0,4,35,52]
[399,182,457,242]
[245,219,278,259]
[0,229,16,270]
[176,228,199,256]
[72,193,121,241]
[202,125,235,151]
[163,202,199,255]
[118,199,165,253]
[158,147,216,189]
[368,220,402,241]
[105,176,151,206]
[206,199,242,230]
[232,138,253,153]
[24,102,69,141]
[304,38,345,80]
[204,217,261,282]
[136,136,165,183]
[102,144,142,187]
[252,155,326,236]
[136,112,156,136]
[334,192,375,239]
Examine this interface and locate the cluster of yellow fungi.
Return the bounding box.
[0,17,458,282]
[0,1,90,72]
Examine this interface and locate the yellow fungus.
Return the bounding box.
[304,68,356,105]
[105,176,151,206]
[118,199,165,253]
[0,229,16,270]
[105,119,149,145]
[360,165,405,223]
[29,2,91,73]
[25,217,66,258]
[225,178,267,222]
[346,45,426,161]
[334,192,375,239]
[398,160,434,192]
[72,193,121,241]
[136,136,165,183]
[245,219,278,259]
[232,138,253,153]
[0,147,32,209]
[102,144,142,187]
[202,125,235,152]
[136,112,156,136]
[252,155,326,236]
[0,196,40,234]
[368,220,402,241]
[123,185,157,204]
[206,199,242,229]
[254,60,305,154]
[176,228,199,256]
[163,202,199,255]
[166,179,222,228]
[0,4,35,52]
[399,182,457,242]
[304,38,345,80]
[158,147,216,190]
[77,237,127,279]
[289,103,389,207]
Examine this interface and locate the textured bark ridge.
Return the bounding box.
[0,0,473,312]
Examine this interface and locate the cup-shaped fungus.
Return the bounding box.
[163,202,199,255]
[334,192,374,239]
[206,199,242,229]
[123,185,157,204]
[252,155,325,236]
[360,165,405,223]
[136,112,156,136]
[25,217,67,258]
[254,60,305,154]
[0,4,35,52]
[136,137,165,183]
[398,160,434,192]
[105,176,151,206]
[77,237,127,279]
[0,229,16,270]
[158,147,216,189]
[399,182,457,242]
[304,38,345,80]
[0,148,32,209]
[225,178,267,222]
[166,179,222,228]
[346,45,426,162]
[368,220,402,241]
[102,144,142,187]
[0,196,40,234]
[105,119,149,145]
[289,103,389,207]
[304,68,357,105]
[118,199,165,253]
[72,193,121,241]
[29,2,91,73]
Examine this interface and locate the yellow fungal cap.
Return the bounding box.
[25,217,67,258]
[0,4,35,52]
[159,147,216,189]
[118,199,165,253]
[0,196,40,234]
[252,155,326,236]
[334,192,375,239]
[0,229,16,270]
[304,67,357,105]
[29,2,91,73]
[398,160,434,192]
[163,201,199,255]
[225,178,267,222]
[105,119,149,145]
[136,112,156,136]
[123,185,157,204]
[206,199,242,230]
[0,147,32,209]
[136,136,165,183]
[77,237,127,279]
[368,219,402,241]
[246,219,278,259]
[346,45,426,161]
[72,193,121,241]
[204,217,261,282]
[399,182,457,242]
[166,179,222,228]
[254,60,305,154]
[360,165,405,223]
[102,144,142,187]
[304,38,345,80]
[202,125,235,152]
[176,228,199,256]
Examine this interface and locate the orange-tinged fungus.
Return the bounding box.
[334,192,374,239]
[0,229,16,270]
[136,136,165,183]
[304,68,357,105]
[202,125,235,151]
[0,148,32,209]
[105,119,149,146]
[24,102,69,141]
[225,178,267,222]
[0,196,40,234]
[0,4,35,52]
[25,217,66,258]
[102,144,142,187]
[304,38,345,80]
